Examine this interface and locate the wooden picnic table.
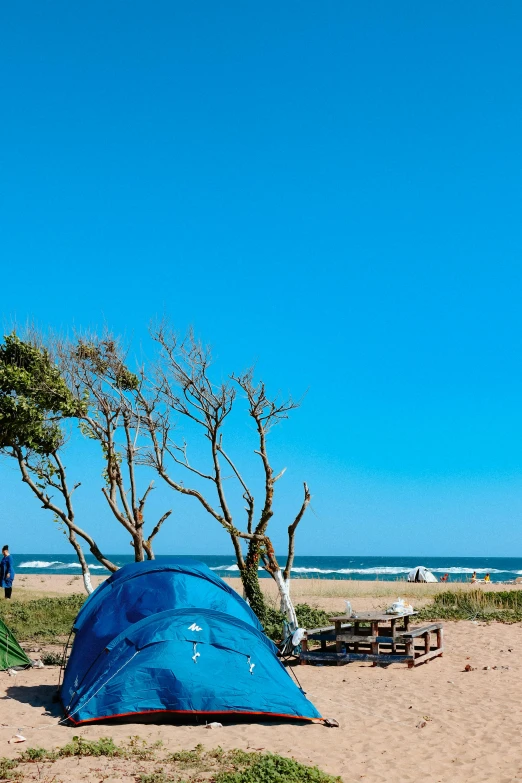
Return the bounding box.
[300,610,443,667]
[329,611,417,664]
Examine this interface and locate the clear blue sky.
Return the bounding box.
[1,1,522,557]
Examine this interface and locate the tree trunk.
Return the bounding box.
[272,569,298,631]
[133,534,145,562]
[81,567,94,595]
[241,540,299,633]
[240,547,268,625]
[67,530,94,595]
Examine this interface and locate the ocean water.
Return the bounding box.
[12,554,522,582]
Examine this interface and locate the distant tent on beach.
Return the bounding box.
[61,559,321,725]
[0,619,31,670]
[407,566,438,583]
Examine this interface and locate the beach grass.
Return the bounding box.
[4,580,522,646]
[4,583,522,644]
[0,594,84,641]
[225,575,464,600]
[418,589,522,622]
[12,737,342,782]
[285,577,444,600]
[223,576,522,603]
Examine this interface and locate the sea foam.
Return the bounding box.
[19,560,107,570]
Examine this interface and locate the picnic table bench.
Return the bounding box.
[300,611,443,668]
[300,623,352,650]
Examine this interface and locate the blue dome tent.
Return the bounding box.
[62,558,263,701]
[61,560,321,725]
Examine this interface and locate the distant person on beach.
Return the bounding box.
[0,546,14,599]
[471,571,477,583]
[484,573,491,583]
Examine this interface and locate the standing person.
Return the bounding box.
[0,546,14,599]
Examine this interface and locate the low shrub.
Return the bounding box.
[263,604,331,642]
[216,752,342,782]
[41,650,63,666]
[296,604,331,631]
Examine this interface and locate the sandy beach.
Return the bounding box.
[0,576,520,782]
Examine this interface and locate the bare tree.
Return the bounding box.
[144,325,311,628]
[57,333,172,562]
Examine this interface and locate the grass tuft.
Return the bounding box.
[166,743,204,765]
[59,735,122,757]
[19,746,56,762]
[0,757,18,780]
[21,736,122,762]
[418,590,522,622]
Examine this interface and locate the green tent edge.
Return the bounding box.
[0,619,31,670]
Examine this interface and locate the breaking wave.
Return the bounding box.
[16,558,520,580]
[19,560,107,570]
[212,564,510,575]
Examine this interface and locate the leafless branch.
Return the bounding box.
[283,482,311,581]
[138,481,155,514]
[15,447,117,573]
[143,510,172,559]
[166,441,215,481]
[217,442,255,533]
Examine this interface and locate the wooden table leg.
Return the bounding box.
[391,618,397,653]
[300,637,308,665]
[335,620,343,665]
[436,627,444,656]
[371,621,379,665]
[405,614,414,666]
[406,639,414,667]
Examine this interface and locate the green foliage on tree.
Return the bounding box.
[74,337,139,391]
[0,334,79,454]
